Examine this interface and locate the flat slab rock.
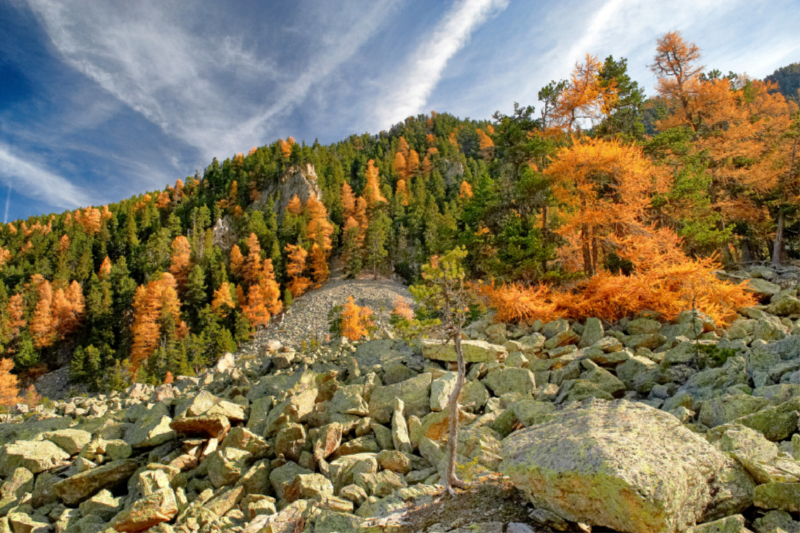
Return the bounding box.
[500,399,754,533]
[421,339,507,363]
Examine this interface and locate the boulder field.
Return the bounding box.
[2,285,800,532]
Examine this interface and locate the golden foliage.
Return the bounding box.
[285,244,311,298]
[98,256,112,280]
[309,243,329,288]
[341,182,356,220]
[130,274,182,372]
[459,181,473,200]
[169,236,192,291]
[363,160,387,207]
[286,195,304,216]
[391,297,414,321]
[0,358,20,411]
[306,196,334,255]
[0,247,10,268]
[552,54,618,131]
[211,282,235,317]
[546,137,670,275]
[340,296,374,341]
[230,245,244,277]
[396,180,409,206]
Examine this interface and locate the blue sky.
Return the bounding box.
[1,0,798,222]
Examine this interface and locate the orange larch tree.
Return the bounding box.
[394,151,407,180]
[169,236,192,292]
[306,196,334,255]
[286,195,304,216]
[130,274,183,373]
[230,245,244,278]
[363,160,388,207]
[476,129,495,161]
[396,180,409,206]
[0,358,20,412]
[309,243,329,288]
[260,259,283,316]
[242,233,263,286]
[407,149,420,177]
[545,137,671,275]
[552,54,618,132]
[98,256,112,280]
[284,244,311,298]
[341,182,356,220]
[459,181,473,200]
[30,275,55,349]
[340,296,374,341]
[211,282,236,317]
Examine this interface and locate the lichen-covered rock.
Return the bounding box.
[42,429,92,456]
[421,340,507,363]
[125,415,176,448]
[686,515,749,533]
[747,278,781,301]
[268,462,312,500]
[578,318,604,348]
[0,441,69,476]
[110,487,178,532]
[500,399,753,533]
[54,459,139,505]
[207,447,252,488]
[169,413,231,440]
[328,453,378,492]
[698,395,771,428]
[753,482,800,512]
[78,489,122,521]
[283,473,334,503]
[482,367,536,397]
[368,373,431,424]
[329,385,369,416]
[729,397,800,441]
[430,372,456,412]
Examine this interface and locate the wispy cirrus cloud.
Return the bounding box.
[373,0,509,128]
[26,0,398,160]
[0,144,94,209]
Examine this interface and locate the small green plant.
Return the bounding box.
[328,305,344,338]
[697,344,738,369]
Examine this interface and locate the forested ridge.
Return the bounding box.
[0,32,798,394]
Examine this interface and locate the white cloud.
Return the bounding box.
[373,0,509,128]
[25,0,396,161]
[0,144,94,209]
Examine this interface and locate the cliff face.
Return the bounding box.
[213,163,323,249]
[254,163,322,220]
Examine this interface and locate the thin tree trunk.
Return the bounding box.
[771,210,785,268]
[773,137,798,268]
[444,331,468,494]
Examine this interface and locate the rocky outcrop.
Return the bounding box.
[253,163,322,220]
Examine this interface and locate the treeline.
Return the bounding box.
[0,31,797,392]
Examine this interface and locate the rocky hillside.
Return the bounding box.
[2,266,800,532]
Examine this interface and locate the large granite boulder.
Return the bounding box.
[0,441,69,476]
[500,399,754,533]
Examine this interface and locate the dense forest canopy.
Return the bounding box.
[0,32,797,393]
